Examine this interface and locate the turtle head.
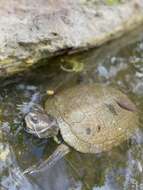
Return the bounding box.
[25,105,59,138]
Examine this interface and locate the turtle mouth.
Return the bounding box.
[25,116,43,137]
[24,114,39,135]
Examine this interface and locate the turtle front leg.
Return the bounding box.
[23,144,70,175]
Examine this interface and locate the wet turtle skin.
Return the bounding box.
[44,84,138,154]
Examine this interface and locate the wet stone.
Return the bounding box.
[0,0,143,77]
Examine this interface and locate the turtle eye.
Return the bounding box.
[30,114,38,124]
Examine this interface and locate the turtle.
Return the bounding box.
[24,84,138,174]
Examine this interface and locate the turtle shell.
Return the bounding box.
[45,84,138,153]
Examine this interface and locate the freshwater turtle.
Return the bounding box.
[24,84,138,173]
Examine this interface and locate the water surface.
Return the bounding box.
[1,26,143,190]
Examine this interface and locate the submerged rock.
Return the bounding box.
[0,0,143,77]
[0,143,40,190]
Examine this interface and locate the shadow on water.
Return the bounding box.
[1,26,143,190]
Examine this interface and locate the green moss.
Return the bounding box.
[60,58,84,73]
[0,59,12,65]
[106,0,120,5]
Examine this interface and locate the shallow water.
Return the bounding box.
[1,26,143,190]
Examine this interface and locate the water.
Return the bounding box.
[1,26,143,190]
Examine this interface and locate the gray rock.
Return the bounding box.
[0,0,143,77]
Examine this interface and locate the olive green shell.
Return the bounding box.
[45,84,138,154]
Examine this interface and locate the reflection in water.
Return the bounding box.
[0,143,40,190]
[123,129,143,190]
[0,26,143,190]
[31,159,82,190]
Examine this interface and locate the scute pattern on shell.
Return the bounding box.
[45,84,138,153]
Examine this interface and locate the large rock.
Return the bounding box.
[0,0,143,77]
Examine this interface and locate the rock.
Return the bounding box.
[0,0,143,77]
